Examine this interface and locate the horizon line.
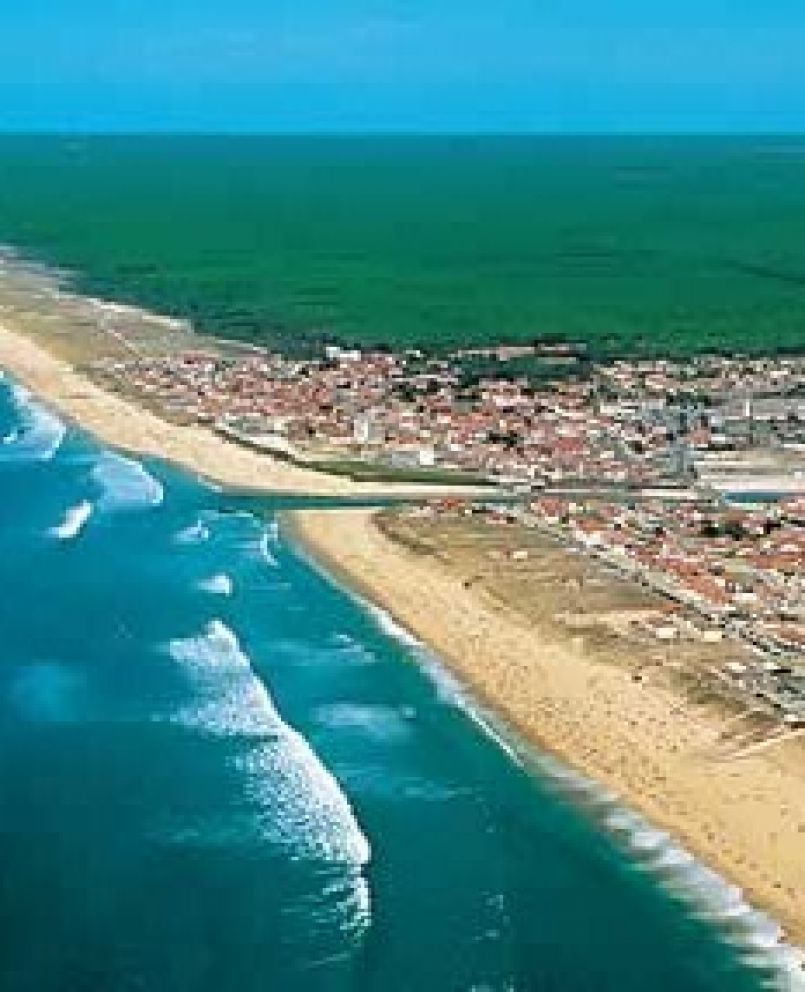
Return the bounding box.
[2,128,805,139]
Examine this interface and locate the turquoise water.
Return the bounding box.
[0,376,795,991]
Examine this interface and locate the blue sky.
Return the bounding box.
[1,0,804,132]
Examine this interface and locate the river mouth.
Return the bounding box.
[0,372,798,991]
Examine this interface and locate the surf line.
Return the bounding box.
[293,524,805,991]
[49,500,94,540]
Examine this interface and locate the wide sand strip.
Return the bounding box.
[0,322,483,498]
[3,310,805,950]
[291,506,805,947]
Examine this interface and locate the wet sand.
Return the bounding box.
[291,506,805,949]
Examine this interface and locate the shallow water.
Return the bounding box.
[0,377,796,991]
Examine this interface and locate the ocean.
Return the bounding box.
[1,135,805,357]
[0,374,799,991]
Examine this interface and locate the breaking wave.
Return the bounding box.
[0,384,66,462]
[164,620,372,936]
[197,573,234,596]
[359,597,805,990]
[167,619,249,676]
[174,519,210,544]
[263,519,280,545]
[530,757,805,992]
[49,500,93,540]
[91,451,164,511]
[364,599,524,763]
[259,530,279,568]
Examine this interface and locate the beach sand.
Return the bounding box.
[0,320,483,498]
[2,287,805,961]
[291,506,805,948]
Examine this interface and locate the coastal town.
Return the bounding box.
[92,345,805,489]
[92,342,805,727]
[8,4,805,984]
[403,493,805,726]
[2,258,805,974]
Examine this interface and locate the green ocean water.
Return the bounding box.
[0,135,805,356]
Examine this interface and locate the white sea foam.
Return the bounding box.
[1,384,66,461]
[364,599,523,763]
[164,619,372,938]
[167,619,251,675]
[259,530,279,568]
[179,509,270,557]
[174,519,210,544]
[364,601,423,651]
[358,597,805,989]
[238,741,373,941]
[235,741,371,868]
[197,573,234,596]
[463,706,524,767]
[547,773,805,991]
[594,810,805,990]
[91,451,164,511]
[314,702,413,744]
[306,556,805,985]
[49,500,93,540]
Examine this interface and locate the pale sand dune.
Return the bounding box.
[0,322,483,498]
[292,506,805,948]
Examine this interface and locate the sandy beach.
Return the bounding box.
[2,283,805,963]
[291,506,805,949]
[0,320,484,498]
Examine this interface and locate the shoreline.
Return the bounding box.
[2,274,804,980]
[0,320,490,500]
[288,506,805,967]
